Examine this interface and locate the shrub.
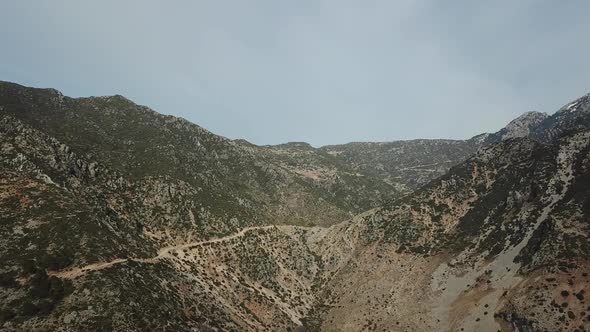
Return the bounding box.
[29,270,51,298]
[37,299,55,315]
[42,254,73,271]
[48,276,65,300]
[21,302,39,316]
[0,272,18,288]
[22,259,37,275]
[0,308,16,323]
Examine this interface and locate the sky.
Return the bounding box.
[1,1,589,146]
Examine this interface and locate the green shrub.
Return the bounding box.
[0,308,16,323]
[48,276,65,300]
[37,299,55,315]
[0,272,18,288]
[21,259,37,275]
[21,301,39,316]
[44,254,74,271]
[29,270,51,298]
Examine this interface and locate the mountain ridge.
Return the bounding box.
[1,80,589,331]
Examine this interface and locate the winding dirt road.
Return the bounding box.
[49,225,281,279]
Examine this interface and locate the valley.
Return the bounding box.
[1,81,589,331]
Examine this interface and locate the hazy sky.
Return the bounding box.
[1,1,589,146]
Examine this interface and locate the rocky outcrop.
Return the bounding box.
[483,111,549,144]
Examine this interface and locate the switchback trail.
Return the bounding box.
[49,225,297,279]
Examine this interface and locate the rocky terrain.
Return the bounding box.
[0,80,589,331]
[311,128,590,331]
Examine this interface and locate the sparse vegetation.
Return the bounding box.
[1,81,590,331]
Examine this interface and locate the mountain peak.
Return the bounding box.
[270,141,315,150]
[482,111,549,144]
[501,111,548,139]
[558,93,590,113]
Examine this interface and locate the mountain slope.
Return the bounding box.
[0,81,501,229]
[0,81,482,331]
[1,80,589,331]
[307,98,590,331]
[482,111,549,144]
[0,111,326,331]
[0,81,395,229]
[319,139,481,193]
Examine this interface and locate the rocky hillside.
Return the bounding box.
[309,111,555,195]
[307,94,590,331]
[0,81,488,230]
[320,139,481,193]
[481,111,549,144]
[1,80,589,331]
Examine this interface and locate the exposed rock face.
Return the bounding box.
[483,111,549,143]
[531,93,590,143]
[1,80,589,332]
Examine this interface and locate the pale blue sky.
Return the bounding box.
[1,1,589,146]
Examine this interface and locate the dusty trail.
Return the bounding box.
[49,225,283,279]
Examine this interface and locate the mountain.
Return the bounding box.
[1,80,589,331]
[0,81,486,230]
[482,111,549,144]
[320,139,481,193]
[531,93,590,142]
[305,94,590,331]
